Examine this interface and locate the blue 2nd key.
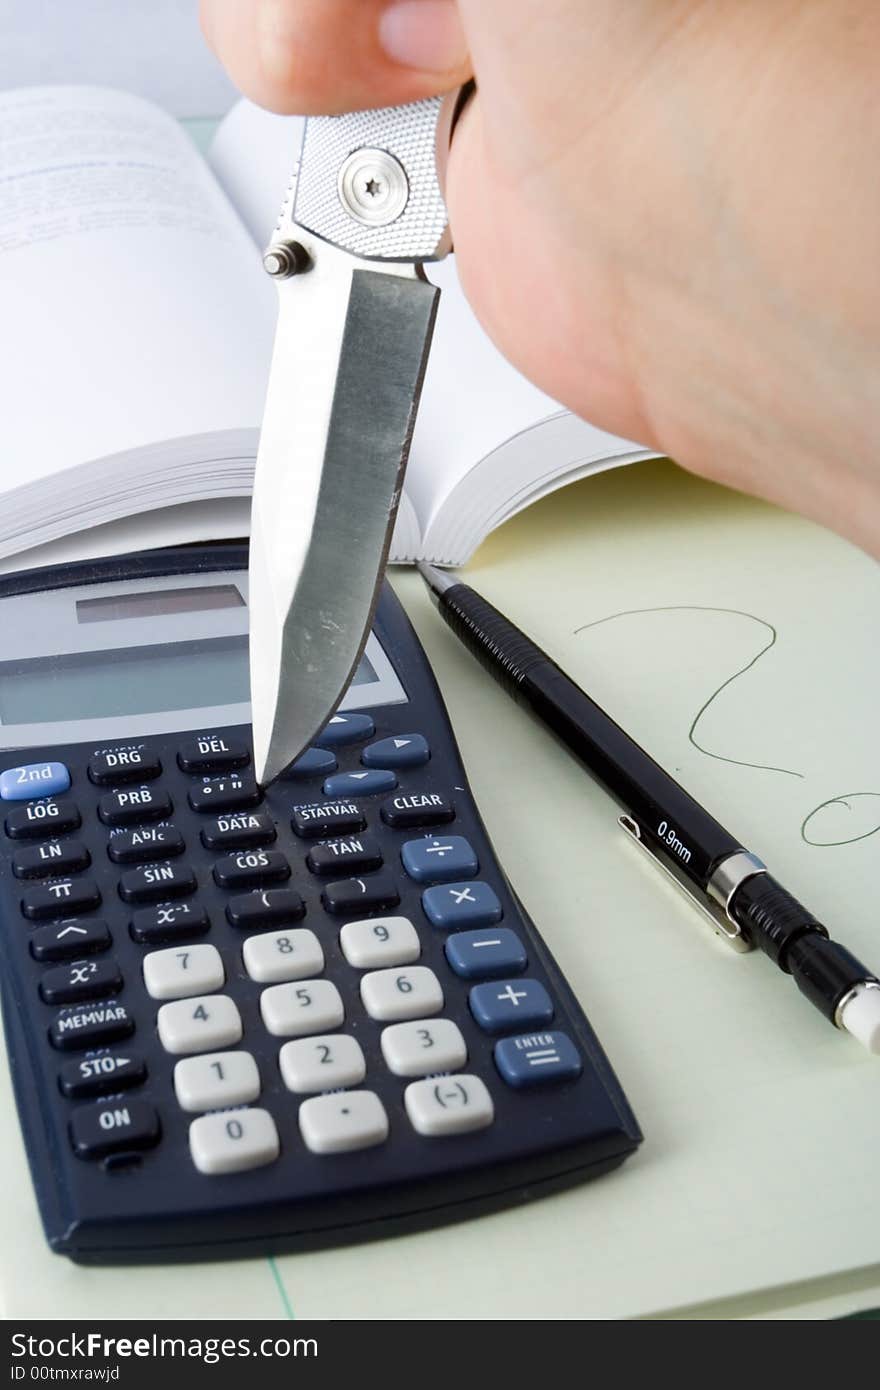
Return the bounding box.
[0,762,71,801]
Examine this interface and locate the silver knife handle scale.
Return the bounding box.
[292,96,453,263]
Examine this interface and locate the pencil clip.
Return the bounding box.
[618,814,751,954]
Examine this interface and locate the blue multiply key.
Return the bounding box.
[401,835,478,884]
[0,762,70,801]
[469,978,554,1035]
[494,1032,583,1088]
[444,927,527,980]
[421,880,502,929]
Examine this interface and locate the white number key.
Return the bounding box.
[360,966,443,1022]
[339,916,420,969]
[260,978,344,1037]
[279,1034,366,1094]
[404,1074,495,1137]
[174,1050,261,1112]
[243,928,324,983]
[143,943,225,1001]
[380,1018,467,1077]
[189,1108,280,1175]
[158,994,242,1055]
[298,1090,389,1155]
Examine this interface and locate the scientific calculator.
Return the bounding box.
[0,543,640,1263]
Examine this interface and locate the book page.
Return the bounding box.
[0,86,275,501]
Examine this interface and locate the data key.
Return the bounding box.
[200,811,276,852]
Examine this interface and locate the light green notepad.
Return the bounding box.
[1,461,877,1320]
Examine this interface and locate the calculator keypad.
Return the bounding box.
[2,656,634,1264]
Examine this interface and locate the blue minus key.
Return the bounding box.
[0,762,70,801]
[445,928,527,980]
[494,1032,583,1089]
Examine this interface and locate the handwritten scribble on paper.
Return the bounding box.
[573,605,878,848]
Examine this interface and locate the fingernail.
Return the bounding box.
[379,1,468,73]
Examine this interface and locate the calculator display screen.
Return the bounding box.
[0,638,380,727]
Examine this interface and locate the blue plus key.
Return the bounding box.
[323,769,397,797]
[445,928,527,980]
[494,1032,582,1088]
[0,762,70,801]
[314,713,375,747]
[422,880,502,930]
[362,734,430,769]
[469,978,554,1035]
[401,835,478,884]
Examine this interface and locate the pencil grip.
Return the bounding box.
[441,586,546,699]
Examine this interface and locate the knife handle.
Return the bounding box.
[293,93,463,264]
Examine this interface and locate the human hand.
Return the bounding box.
[201,0,880,554]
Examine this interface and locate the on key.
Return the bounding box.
[40,958,123,1006]
[5,799,80,841]
[21,878,101,921]
[213,850,291,890]
[59,1051,147,1100]
[118,862,197,904]
[13,839,90,879]
[226,889,305,930]
[69,1098,160,1159]
[321,873,400,917]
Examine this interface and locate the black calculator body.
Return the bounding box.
[0,543,640,1264]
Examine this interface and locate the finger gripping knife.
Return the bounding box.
[250,96,461,785]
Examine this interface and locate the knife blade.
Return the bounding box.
[250,96,458,785]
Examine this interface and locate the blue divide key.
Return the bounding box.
[469,978,554,1035]
[494,1032,583,1089]
[401,835,478,884]
[422,880,502,929]
[445,928,528,980]
[0,762,70,801]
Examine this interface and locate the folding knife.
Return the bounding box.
[249,96,461,784]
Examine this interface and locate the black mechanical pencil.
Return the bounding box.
[417,563,880,1053]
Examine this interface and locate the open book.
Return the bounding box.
[0,85,656,572]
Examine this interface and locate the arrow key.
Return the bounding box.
[362,734,430,769]
[30,918,112,962]
[322,769,397,798]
